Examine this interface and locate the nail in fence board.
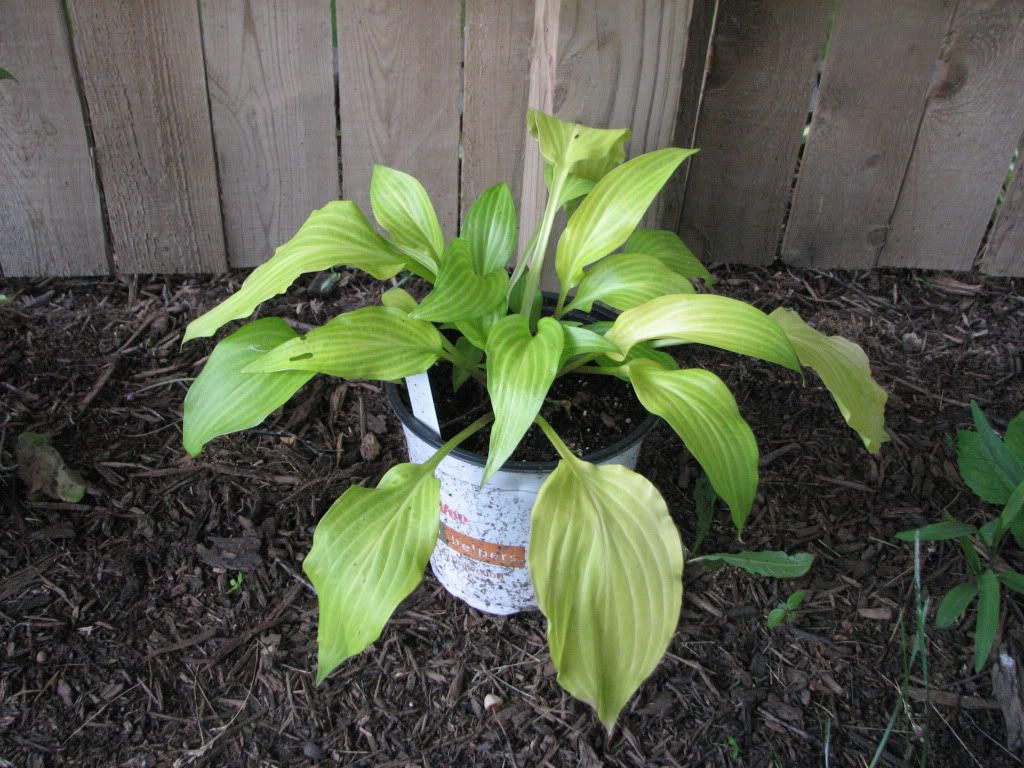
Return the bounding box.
[336,1,461,239]
[782,0,951,270]
[983,149,1024,276]
[69,0,226,274]
[462,0,535,221]
[519,0,695,264]
[0,0,107,277]
[201,0,339,268]
[680,0,832,265]
[878,0,1024,271]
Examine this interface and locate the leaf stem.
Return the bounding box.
[518,170,568,319]
[424,413,494,472]
[534,415,577,464]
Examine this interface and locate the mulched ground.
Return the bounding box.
[1,265,1022,767]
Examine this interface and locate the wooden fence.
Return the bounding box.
[1,0,1022,278]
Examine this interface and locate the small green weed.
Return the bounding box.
[226,572,245,594]
[766,590,805,629]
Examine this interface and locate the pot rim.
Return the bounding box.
[385,381,659,474]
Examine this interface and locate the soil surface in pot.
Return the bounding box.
[401,360,649,461]
[2,265,1022,767]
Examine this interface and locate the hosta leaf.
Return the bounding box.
[243,306,444,380]
[587,321,679,371]
[545,163,596,208]
[559,323,620,366]
[452,337,483,392]
[461,182,517,273]
[527,108,630,172]
[183,202,406,342]
[895,521,977,541]
[409,239,508,322]
[370,164,444,277]
[769,308,889,453]
[694,551,814,579]
[305,462,440,681]
[605,294,800,370]
[380,287,419,313]
[183,319,314,455]
[454,310,502,351]
[623,229,714,285]
[566,252,694,314]
[935,582,977,629]
[529,456,683,729]
[969,401,1024,498]
[483,316,564,483]
[555,148,696,290]
[975,570,1000,673]
[626,359,758,534]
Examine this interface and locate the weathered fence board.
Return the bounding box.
[70,0,226,274]
[462,0,535,219]
[0,0,106,277]
[201,0,339,267]
[879,0,1024,271]
[983,151,1024,276]
[782,0,951,269]
[680,0,832,265]
[336,0,462,237]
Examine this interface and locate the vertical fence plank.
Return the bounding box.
[983,149,1024,276]
[680,0,831,265]
[462,0,535,218]
[782,0,950,269]
[0,0,106,277]
[70,0,226,274]
[879,0,1024,271]
[201,0,338,267]
[519,0,696,260]
[337,1,461,238]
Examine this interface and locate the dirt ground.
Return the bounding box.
[1,265,1022,767]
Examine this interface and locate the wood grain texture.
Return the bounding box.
[879,0,1024,271]
[70,0,226,273]
[680,0,832,265]
[462,0,535,219]
[983,146,1024,276]
[336,1,461,238]
[201,0,338,267]
[519,0,695,274]
[0,0,107,277]
[782,0,951,269]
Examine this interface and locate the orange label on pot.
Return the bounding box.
[439,523,526,569]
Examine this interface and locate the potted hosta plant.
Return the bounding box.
[182,109,888,728]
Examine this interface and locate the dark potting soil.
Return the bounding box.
[403,359,649,462]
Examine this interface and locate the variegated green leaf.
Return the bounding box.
[565,252,694,314]
[483,315,564,483]
[769,308,889,453]
[461,182,517,273]
[627,359,758,534]
[545,163,597,209]
[370,164,444,277]
[183,318,314,455]
[586,321,679,371]
[184,202,406,342]
[380,286,419,313]
[243,306,444,380]
[409,239,508,322]
[605,294,800,370]
[623,229,714,285]
[559,323,620,366]
[529,450,683,730]
[305,462,440,681]
[454,310,502,351]
[527,108,631,171]
[555,148,697,290]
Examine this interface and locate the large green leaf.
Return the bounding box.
[555,148,696,290]
[461,182,517,273]
[565,252,694,315]
[1006,413,1024,464]
[622,229,714,285]
[692,551,814,579]
[605,294,800,370]
[935,582,977,629]
[769,308,889,453]
[975,570,1000,673]
[183,202,406,342]
[305,462,440,681]
[243,306,444,380]
[968,402,1024,499]
[529,454,683,730]
[370,164,444,277]
[380,286,419,313]
[483,315,564,483]
[559,323,620,366]
[527,109,630,172]
[183,319,314,456]
[409,239,508,322]
[627,359,758,534]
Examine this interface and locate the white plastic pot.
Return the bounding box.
[386,383,658,615]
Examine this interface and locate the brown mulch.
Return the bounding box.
[0,266,1022,767]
